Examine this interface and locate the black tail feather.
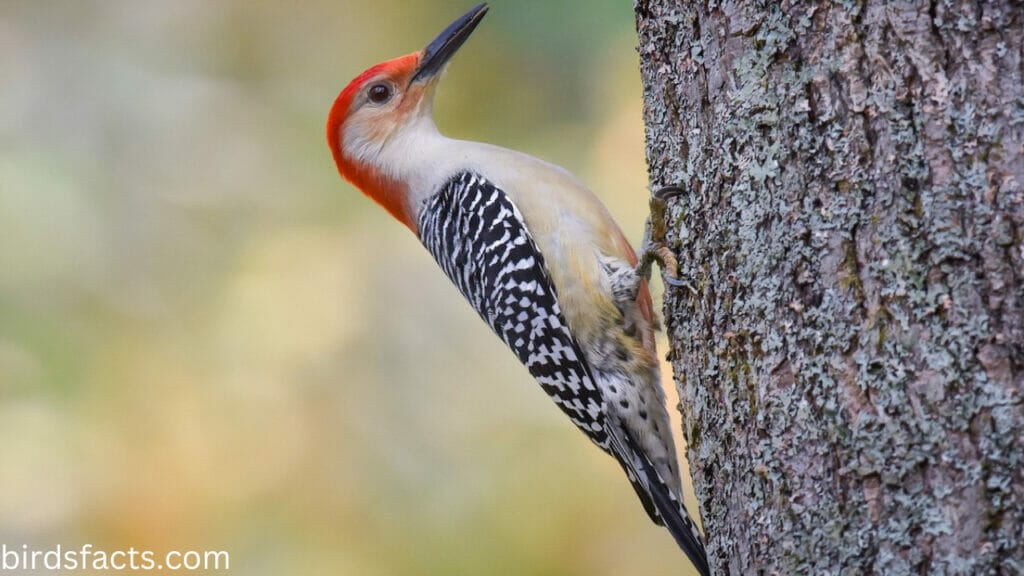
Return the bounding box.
[608,425,711,576]
[637,449,711,576]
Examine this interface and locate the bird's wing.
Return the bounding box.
[417,171,610,447]
[417,171,710,575]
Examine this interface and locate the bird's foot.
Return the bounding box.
[637,184,687,288]
[636,243,686,287]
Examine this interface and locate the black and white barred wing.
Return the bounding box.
[417,172,608,448]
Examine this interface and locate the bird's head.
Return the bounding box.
[327,3,489,230]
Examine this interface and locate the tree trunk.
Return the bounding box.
[635,1,1024,573]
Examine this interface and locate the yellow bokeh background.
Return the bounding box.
[0,1,699,574]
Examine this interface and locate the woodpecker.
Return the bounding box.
[326,4,709,574]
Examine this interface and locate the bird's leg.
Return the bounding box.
[635,185,687,288]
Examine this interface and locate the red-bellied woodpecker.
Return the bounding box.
[325,4,709,574]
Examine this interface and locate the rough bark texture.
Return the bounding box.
[635,1,1024,573]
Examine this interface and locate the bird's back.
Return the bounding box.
[414,139,682,497]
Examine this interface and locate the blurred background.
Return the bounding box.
[0,0,699,574]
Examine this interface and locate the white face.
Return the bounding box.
[341,76,408,172]
[340,73,448,221]
[329,53,461,230]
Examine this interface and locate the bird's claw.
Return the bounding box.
[662,275,689,288]
[652,245,679,278]
[651,244,688,288]
[652,184,686,204]
[643,185,688,291]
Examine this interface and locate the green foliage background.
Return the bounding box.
[0,1,698,574]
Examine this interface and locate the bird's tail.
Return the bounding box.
[607,424,710,576]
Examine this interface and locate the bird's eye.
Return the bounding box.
[368,83,392,104]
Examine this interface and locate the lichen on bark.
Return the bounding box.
[635,1,1024,573]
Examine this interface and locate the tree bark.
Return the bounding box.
[635,1,1024,573]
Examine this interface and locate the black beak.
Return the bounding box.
[411,3,489,84]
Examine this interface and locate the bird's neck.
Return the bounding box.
[363,117,455,230]
[343,157,414,231]
[341,115,447,232]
